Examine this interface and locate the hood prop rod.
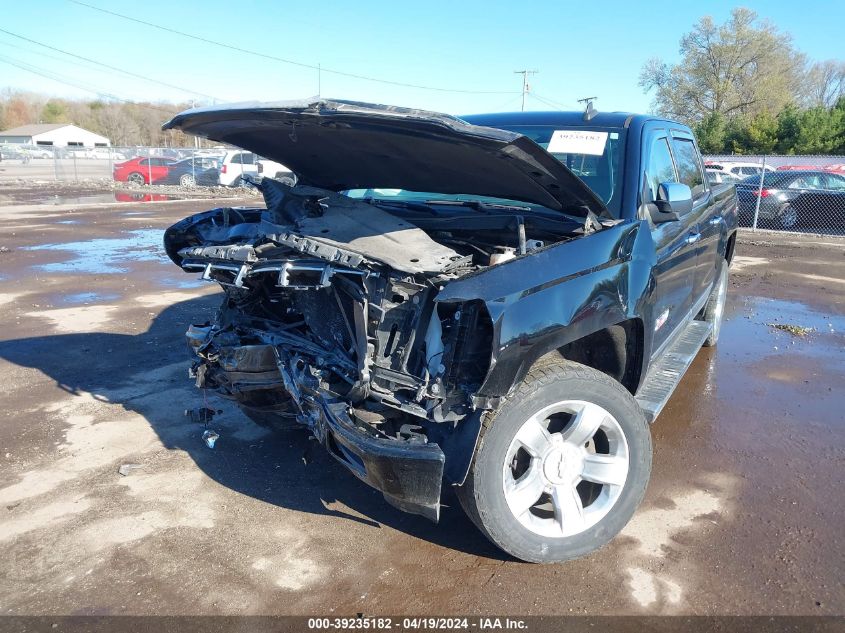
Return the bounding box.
[516,215,527,255]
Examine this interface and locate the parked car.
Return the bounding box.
[705,169,742,185]
[257,158,296,186]
[0,145,30,162]
[162,100,737,563]
[112,156,174,185]
[705,161,775,178]
[161,157,220,187]
[86,147,125,160]
[735,170,845,229]
[777,163,845,173]
[217,150,259,186]
[25,146,55,159]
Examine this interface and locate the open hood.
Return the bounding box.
[163,99,608,218]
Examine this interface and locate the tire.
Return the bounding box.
[179,173,196,187]
[127,172,145,186]
[778,204,799,230]
[457,360,652,563]
[700,261,728,347]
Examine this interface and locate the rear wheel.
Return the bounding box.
[778,204,799,230]
[179,173,196,187]
[127,172,145,186]
[457,361,651,563]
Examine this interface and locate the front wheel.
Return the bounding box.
[179,173,196,187]
[458,361,652,563]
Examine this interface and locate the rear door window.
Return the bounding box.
[822,173,845,190]
[232,153,255,165]
[788,175,822,190]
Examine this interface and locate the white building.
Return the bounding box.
[0,123,110,148]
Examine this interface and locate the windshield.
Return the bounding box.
[345,125,627,217]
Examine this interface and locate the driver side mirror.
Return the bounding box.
[650,182,692,223]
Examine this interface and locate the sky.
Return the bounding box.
[1,0,844,117]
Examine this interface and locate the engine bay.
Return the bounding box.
[166,180,585,442]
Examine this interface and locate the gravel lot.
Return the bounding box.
[0,195,842,616]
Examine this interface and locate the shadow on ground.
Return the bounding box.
[0,295,507,560]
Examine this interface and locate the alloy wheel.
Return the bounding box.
[502,400,629,538]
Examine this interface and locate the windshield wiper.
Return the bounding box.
[362,197,439,214]
[422,199,533,213]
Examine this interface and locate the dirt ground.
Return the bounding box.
[0,197,842,617]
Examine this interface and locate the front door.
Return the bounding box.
[643,129,701,357]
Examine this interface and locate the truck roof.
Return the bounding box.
[461,110,671,129]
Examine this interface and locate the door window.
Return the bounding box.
[823,173,845,190]
[645,137,677,202]
[671,138,706,199]
[232,153,255,165]
[788,175,822,190]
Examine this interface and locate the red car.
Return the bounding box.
[113,157,174,185]
[777,163,845,173]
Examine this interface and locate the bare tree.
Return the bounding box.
[802,60,845,108]
[639,8,805,124]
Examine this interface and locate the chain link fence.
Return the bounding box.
[2,142,844,236]
[704,154,845,236]
[0,143,296,189]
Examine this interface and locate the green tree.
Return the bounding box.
[694,112,727,153]
[745,111,779,153]
[792,106,843,154]
[775,105,802,154]
[40,99,69,123]
[639,8,805,125]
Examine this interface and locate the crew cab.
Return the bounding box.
[161,100,738,563]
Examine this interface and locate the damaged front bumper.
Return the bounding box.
[188,326,445,521]
[311,398,445,522]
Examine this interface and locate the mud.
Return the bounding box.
[0,198,842,616]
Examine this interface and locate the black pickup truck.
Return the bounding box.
[162,100,738,563]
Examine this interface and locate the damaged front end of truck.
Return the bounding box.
[162,100,609,521]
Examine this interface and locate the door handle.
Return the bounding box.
[708,216,722,226]
[685,232,701,245]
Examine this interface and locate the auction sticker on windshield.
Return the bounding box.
[547,130,608,155]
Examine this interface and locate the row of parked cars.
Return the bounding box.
[706,161,845,230]
[112,151,296,188]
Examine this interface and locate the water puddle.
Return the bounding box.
[723,296,843,357]
[24,229,166,274]
[54,291,122,305]
[158,274,208,290]
[32,193,184,205]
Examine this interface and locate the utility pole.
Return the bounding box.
[514,70,538,111]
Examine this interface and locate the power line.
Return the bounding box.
[68,0,518,95]
[0,52,181,114]
[529,92,567,110]
[0,27,221,102]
